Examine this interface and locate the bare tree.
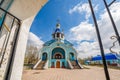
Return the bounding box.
[24,45,39,65]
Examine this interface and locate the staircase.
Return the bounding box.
[35,61,46,70]
[70,60,81,69]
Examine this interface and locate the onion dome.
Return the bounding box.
[52,22,64,40]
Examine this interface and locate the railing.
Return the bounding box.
[88,0,120,80]
[33,59,41,69]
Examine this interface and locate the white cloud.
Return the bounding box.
[68,2,120,58]
[27,32,44,49]
[97,2,120,49]
[68,21,96,42]
[69,3,98,20]
[76,41,100,58]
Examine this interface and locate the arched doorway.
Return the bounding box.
[56,61,60,68]
[52,47,65,59]
[42,52,47,61]
[69,53,74,61]
[54,53,63,59]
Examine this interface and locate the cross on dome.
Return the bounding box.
[56,19,60,29]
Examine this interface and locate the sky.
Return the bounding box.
[28,0,120,58]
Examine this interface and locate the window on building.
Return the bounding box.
[55,54,62,59]
[57,33,60,38]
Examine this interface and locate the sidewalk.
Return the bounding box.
[22,66,120,80]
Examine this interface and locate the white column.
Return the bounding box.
[8,16,35,80]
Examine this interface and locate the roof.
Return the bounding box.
[91,53,120,61]
[43,39,73,46]
[55,28,61,33]
[43,39,56,46]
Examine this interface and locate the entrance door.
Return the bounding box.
[56,61,60,68]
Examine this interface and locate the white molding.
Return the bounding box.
[43,60,48,69]
[67,60,73,69]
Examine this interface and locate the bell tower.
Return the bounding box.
[52,21,64,40]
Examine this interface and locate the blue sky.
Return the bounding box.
[30,0,88,41]
[28,0,120,58]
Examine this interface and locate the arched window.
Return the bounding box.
[54,53,63,59]
[69,52,74,61]
[42,52,47,61]
[57,33,60,38]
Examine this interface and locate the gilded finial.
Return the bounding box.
[56,19,60,28]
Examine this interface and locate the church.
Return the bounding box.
[33,22,82,69]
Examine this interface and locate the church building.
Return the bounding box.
[34,22,82,69]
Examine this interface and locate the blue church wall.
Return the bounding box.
[49,42,77,59]
[39,41,78,68]
[69,52,75,61]
[37,23,81,69]
[52,47,65,59]
[42,52,47,61]
[39,36,79,68]
[51,59,67,68]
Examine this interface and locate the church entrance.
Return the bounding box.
[56,61,60,68]
[52,47,65,59]
[54,53,63,59]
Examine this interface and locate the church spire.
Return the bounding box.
[52,20,64,40]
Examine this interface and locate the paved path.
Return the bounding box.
[22,66,120,80]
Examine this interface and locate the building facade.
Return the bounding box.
[91,53,120,66]
[34,23,82,69]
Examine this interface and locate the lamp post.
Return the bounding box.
[88,0,110,80]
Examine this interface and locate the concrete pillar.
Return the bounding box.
[0,0,47,80]
[8,16,35,80]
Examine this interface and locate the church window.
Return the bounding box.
[55,54,62,59]
[57,33,60,37]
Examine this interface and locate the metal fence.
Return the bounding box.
[88,0,120,80]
